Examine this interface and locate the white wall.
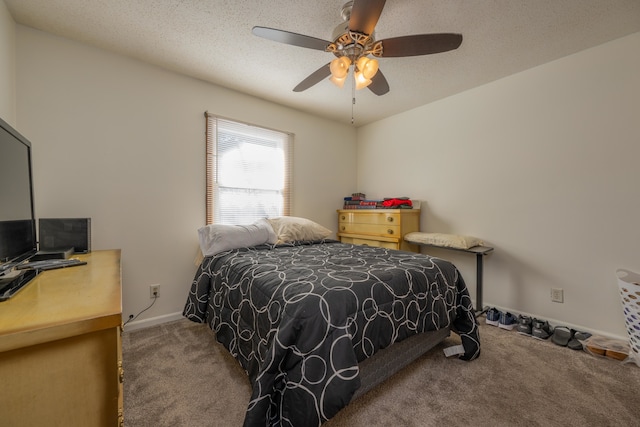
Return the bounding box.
[15,26,357,325]
[357,32,640,338]
[0,0,16,123]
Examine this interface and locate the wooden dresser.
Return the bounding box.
[337,209,420,252]
[0,250,123,426]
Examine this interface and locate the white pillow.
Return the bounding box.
[267,216,332,243]
[256,218,278,244]
[198,218,277,257]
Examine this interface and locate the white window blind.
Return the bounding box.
[205,113,293,225]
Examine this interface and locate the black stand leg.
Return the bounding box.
[407,240,493,318]
[475,253,487,317]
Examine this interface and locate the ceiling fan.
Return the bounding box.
[252,0,463,96]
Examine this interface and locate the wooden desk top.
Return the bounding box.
[0,249,122,352]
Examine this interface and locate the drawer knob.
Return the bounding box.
[341,215,346,220]
[387,216,394,222]
[387,229,394,235]
[341,226,346,231]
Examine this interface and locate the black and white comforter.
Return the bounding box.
[183,240,480,426]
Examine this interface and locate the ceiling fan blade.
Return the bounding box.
[368,69,389,96]
[349,0,386,35]
[377,33,463,57]
[252,26,330,51]
[293,63,332,92]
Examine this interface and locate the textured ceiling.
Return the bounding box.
[5,0,640,126]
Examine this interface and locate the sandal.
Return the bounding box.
[567,331,592,350]
[551,326,573,346]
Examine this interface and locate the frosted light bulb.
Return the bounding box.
[330,56,351,79]
[330,74,347,88]
[356,56,379,80]
[354,70,372,90]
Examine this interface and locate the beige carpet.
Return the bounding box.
[122,318,640,426]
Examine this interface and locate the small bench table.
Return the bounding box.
[405,239,494,317]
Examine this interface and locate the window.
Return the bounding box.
[205,113,293,225]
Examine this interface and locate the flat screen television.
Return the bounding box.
[0,116,39,299]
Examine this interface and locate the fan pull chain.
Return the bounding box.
[351,69,356,125]
[351,97,355,125]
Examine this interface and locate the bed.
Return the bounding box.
[183,218,480,427]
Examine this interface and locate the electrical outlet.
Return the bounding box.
[551,287,564,303]
[150,284,160,299]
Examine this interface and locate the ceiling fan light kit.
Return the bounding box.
[328,55,379,90]
[252,0,463,97]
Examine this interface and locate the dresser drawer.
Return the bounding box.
[338,222,401,237]
[339,236,399,250]
[338,212,400,226]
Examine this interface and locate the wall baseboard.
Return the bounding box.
[123,311,184,332]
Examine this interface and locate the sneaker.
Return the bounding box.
[532,319,553,340]
[498,312,518,330]
[485,307,501,327]
[516,315,533,336]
